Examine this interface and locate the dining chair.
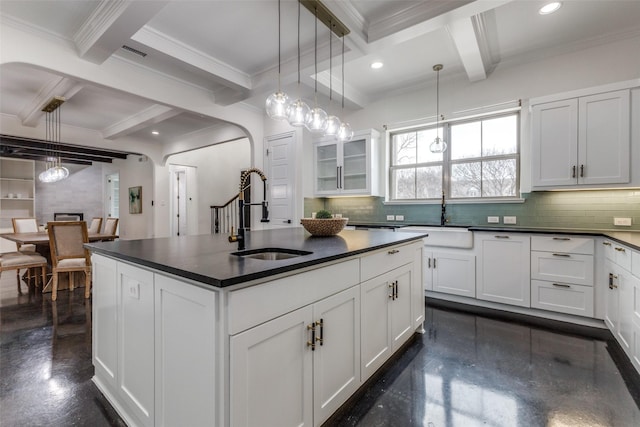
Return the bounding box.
[88,217,103,234]
[103,217,119,240]
[0,251,47,294]
[11,217,39,252]
[47,221,92,301]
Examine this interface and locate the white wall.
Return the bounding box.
[167,139,251,235]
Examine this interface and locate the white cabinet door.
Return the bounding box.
[361,263,414,380]
[604,260,620,331]
[429,251,476,298]
[92,254,118,390]
[578,90,630,185]
[313,286,361,425]
[341,138,368,194]
[314,141,339,194]
[477,234,531,307]
[117,262,155,427]
[617,269,634,354]
[154,275,217,427]
[230,306,314,427]
[531,99,578,187]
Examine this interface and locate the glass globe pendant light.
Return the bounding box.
[265,0,290,120]
[305,7,328,134]
[337,34,353,142]
[324,20,341,137]
[39,98,69,183]
[429,64,447,154]
[286,0,310,127]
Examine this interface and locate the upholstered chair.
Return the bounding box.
[11,217,39,252]
[88,217,103,234]
[47,221,92,301]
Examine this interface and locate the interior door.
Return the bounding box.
[265,132,295,227]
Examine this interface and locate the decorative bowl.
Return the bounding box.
[300,218,348,236]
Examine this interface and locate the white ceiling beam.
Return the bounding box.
[447,17,487,82]
[132,26,252,100]
[19,77,84,127]
[74,0,168,64]
[102,104,180,140]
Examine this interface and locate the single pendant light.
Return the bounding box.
[429,64,447,154]
[265,0,290,120]
[337,34,353,142]
[324,20,341,137]
[286,0,310,127]
[305,6,328,133]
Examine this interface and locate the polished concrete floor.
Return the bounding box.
[1,274,639,427]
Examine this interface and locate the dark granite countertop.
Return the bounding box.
[85,228,426,288]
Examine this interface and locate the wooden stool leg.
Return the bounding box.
[52,271,58,301]
[84,269,91,299]
[41,265,46,289]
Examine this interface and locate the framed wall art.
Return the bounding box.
[129,186,142,214]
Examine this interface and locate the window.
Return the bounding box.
[389,112,519,201]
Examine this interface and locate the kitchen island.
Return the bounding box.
[86,228,426,427]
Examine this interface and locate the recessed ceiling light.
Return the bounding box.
[539,2,562,15]
[370,61,384,70]
[151,131,159,135]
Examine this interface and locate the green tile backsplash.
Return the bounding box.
[305,189,640,231]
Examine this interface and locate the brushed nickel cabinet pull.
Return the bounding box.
[389,282,395,299]
[552,283,571,288]
[388,249,400,254]
[552,253,571,257]
[494,235,510,239]
[553,237,571,241]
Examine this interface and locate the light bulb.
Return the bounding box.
[325,115,341,137]
[287,99,310,127]
[305,107,328,133]
[429,136,448,154]
[265,91,290,120]
[337,122,354,142]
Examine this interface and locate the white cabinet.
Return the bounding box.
[531,89,631,189]
[476,233,531,307]
[230,286,360,427]
[91,254,218,427]
[314,129,381,196]
[0,157,36,252]
[530,236,595,317]
[424,250,475,298]
[361,263,413,380]
[604,242,635,356]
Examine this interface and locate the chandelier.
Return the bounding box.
[38,96,69,183]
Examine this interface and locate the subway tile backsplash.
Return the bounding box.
[305,189,640,231]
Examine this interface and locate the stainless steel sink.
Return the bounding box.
[232,248,313,260]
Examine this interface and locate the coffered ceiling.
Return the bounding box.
[1,0,639,163]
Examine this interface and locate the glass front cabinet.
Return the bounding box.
[314,129,382,196]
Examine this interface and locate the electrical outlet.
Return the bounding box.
[504,216,517,224]
[386,215,395,221]
[614,217,632,226]
[395,215,405,221]
[487,216,500,223]
[128,281,140,300]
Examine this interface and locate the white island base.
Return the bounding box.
[91,240,424,427]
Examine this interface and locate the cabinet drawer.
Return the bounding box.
[531,280,594,317]
[360,241,420,283]
[228,259,359,335]
[531,235,594,254]
[531,251,594,286]
[633,251,640,279]
[612,243,632,271]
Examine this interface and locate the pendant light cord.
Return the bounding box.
[341,35,345,110]
[297,1,301,89]
[277,0,281,90]
[329,21,332,102]
[436,67,439,139]
[314,7,318,104]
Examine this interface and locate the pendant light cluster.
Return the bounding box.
[429,64,447,154]
[39,96,70,183]
[265,0,353,142]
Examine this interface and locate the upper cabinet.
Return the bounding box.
[313,129,382,197]
[531,85,634,190]
[531,90,630,188]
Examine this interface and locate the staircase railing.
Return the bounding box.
[210,194,239,234]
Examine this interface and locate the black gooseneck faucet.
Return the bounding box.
[229,168,270,250]
[440,191,447,226]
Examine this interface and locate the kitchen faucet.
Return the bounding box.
[440,191,447,226]
[229,167,270,250]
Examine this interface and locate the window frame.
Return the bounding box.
[387,111,521,203]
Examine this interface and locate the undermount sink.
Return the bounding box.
[400,226,473,249]
[231,248,313,260]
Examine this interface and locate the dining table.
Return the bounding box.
[0,231,118,293]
